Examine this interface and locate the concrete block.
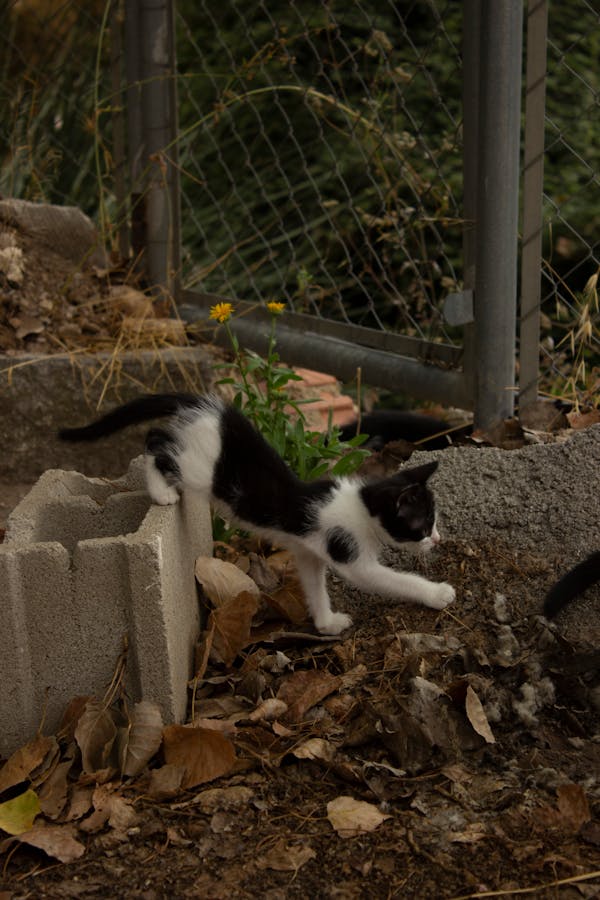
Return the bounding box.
[0,458,212,757]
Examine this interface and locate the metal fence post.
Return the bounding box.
[125,0,145,264]
[128,0,180,297]
[519,0,548,410]
[461,0,481,408]
[473,1,524,428]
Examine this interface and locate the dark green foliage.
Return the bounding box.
[0,2,112,217]
[175,1,464,336]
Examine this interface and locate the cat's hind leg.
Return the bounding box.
[144,428,181,505]
[292,546,352,635]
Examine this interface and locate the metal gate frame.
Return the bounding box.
[126,0,529,428]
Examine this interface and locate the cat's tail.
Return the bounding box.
[543,550,600,618]
[58,393,202,442]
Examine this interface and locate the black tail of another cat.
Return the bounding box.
[543,550,600,618]
[58,393,201,442]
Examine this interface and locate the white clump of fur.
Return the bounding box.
[513,664,556,727]
[483,699,503,723]
[495,624,520,665]
[0,244,24,284]
[493,593,511,623]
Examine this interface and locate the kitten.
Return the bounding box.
[544,551,600,618]
[59,393,456,635]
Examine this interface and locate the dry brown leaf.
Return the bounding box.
[147,764,186,801]
[535,783,591,833]
[79,785,138,834]
[162,725,237,789]
[63,786,94,823]
[246,553,280,593]
[193,696,248,720]
[567,409,600,430]
[37,760,72,820]
[277,669,341,722]
[263,573,308,625]
[195,556,259,607]
[58,696,93,743]
[376,709,433,775]
[209,590,259,666]
[327,796,390,838]
[121,701,163,778]
[248,698,289,723]
[339,664,369,690]
[0,735,57,793]
[256,838,316,872]
[109,284,153,319]
[163,826,190,848]
[263,549,294,575]
[190,786,254,814]
[447,822,487,843]
[465,686,496,744]
[272,721,294,738]
[192,718,238,736]
[556,783,591,831]
[74,700,118,776]
[292,738,336,762]
[323,694,356,720]
[0,824,85,863]
[121,316,186,343]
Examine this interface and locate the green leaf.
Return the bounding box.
[271,372,295,389]
[347,433,369,448]
[0,789,40,835]
[307,461,330,479]
[243,356,264,373]
[331,449,370,476]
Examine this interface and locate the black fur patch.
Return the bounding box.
[58,393,202,442]
[212,405,334,535]
[145,428,181,482]
[544,550,600,618]
[360,465,436,544]
[326,527,359,564]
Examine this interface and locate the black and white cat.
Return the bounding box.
[544,551,600,618]
[59,393,456,635]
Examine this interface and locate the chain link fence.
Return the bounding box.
[175,1,464,347]
[539,0,600,403]
[1,0,598,416]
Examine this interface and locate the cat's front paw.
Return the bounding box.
[316,611,353,635]
[151,485,180,506]
[425,582,456,610]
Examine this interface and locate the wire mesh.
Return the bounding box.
[539,0,600,405]
[2,0,598,407]
[174,0,464,345]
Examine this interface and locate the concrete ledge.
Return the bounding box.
[0,458,212,757]
[0,347,218,481]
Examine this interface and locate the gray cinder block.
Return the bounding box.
[0,459,212,757]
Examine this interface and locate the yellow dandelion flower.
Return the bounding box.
[209,302,234,323]
[266,301,285,315]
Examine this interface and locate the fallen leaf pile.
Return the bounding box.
[0,222,186,356]
[1,537,599,894]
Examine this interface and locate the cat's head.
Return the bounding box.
[360,461,440,550]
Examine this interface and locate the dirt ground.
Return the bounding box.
[1,216,600,898]
[0,430,599,899]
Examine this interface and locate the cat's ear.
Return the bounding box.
[402,460,438,483]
